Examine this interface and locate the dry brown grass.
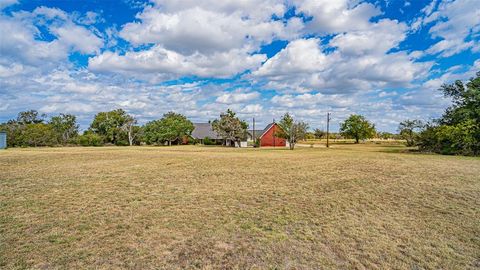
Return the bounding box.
[1,145,479,269]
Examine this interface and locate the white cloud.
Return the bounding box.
[89,45,266,80]
[240,104,263,114]
[98,0,304,81]
[50,23,103,54]
[416,0,480,57]
[119,0,298,55]
[294,0,381,34]
[252,32,432,94]
[271,92,355,108]
[216,91,260,104]
[329,19,407,56]
[0,7,102,69]
[0,0,17,9]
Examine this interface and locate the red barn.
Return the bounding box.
[258,123,287,147]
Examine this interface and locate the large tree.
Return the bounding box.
[17,110,46,124]
[89,109,133,145]
[1,111,56,147]
[398,119,423,146]
[143,112,194,145]
[314,128,325,139]
[120,114,141,146]
[418,72,480,155]
[276,113,309,150]
[211,109,248,146]
[339,114,376,143]
[50,113,79,144]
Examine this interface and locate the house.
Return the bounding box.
[190,123,223,144]
[258,122,287,147]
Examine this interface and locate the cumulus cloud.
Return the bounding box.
[0,6,102,70]
[0,0,17,9]
[91,0,302,80]
[216,91,260,104]
[120,6,289,55]
[250,5,434,94]
[252,33,432,94]
[89,46,266,80]
[294,0,381,33]
[414,0,480,57]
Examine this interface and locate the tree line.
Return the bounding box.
[0,109,194,147]
[0,108,399,150]
[1,72,478,154]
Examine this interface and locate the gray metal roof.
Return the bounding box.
[248,129,264,139]
[191,123,221,139]
[248,129,264,134]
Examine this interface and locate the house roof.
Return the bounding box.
[247,129,263,138]
[191,123,221,139]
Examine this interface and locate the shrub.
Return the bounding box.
[77,133,104,146]
[115,140,129,146]
[418,120,479,156]
[203,136,215,145]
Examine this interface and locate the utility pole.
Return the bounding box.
[252,117,255,147]
[326,112,331,148]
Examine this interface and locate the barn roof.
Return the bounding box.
[192,123,221,139]
[259,123,275,139]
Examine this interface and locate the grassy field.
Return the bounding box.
[1,145,479,269]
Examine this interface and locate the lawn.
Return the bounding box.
[1,145,479,269]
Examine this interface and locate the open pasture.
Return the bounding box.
[1,145,479,269]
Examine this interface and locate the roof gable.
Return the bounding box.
[191,123,221,139]
[259,123,275,139]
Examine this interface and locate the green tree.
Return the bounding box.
[1,111,55,147]
[339,114,376,143]
[398,119,423,146]
[50,113,79,144]
[211,109,248,146]
[89,109,132,145]
[143,112,194,145]
[120,114,141,146]
[418,72,480,155]
[17,110,46,124]
[314,128,325,139]
[378,132,392,140]
[440,73,480,126]
[21,123,57,147]
[0,120,23,147]
[276,113,309,150]
[76,132,104,146]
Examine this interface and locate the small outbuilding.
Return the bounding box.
[258,123,287,147]
[0,131,6,149]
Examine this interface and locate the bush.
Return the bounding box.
[203,136,215,145]
[115,140,129,146]
[77,133,104,146]
[418,120,479,156]
[305,133,316,140]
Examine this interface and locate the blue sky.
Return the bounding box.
[0,0,479,132]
